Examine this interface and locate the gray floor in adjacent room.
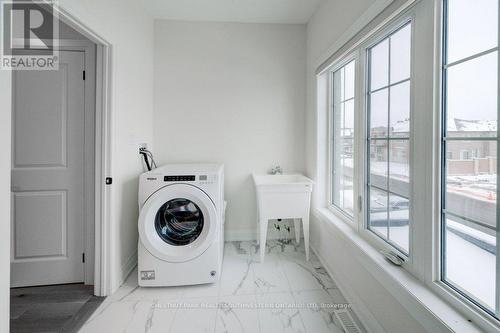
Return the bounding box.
[10,283,104,333]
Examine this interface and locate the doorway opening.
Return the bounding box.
[9,6,112,331]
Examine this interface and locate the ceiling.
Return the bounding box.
[143,0,323,24]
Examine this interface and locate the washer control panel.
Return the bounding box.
[164,175,195,182]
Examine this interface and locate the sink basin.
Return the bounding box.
[252,172,313,218]
[252,173,314,262]
[252,174,314,187]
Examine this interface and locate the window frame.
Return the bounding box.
[327,53,359,225]
[364,18,414,257]
[324,9,419,265]
[436,0,500,322]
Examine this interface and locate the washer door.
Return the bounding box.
[138,184,217,262]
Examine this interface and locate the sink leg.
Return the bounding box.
[303,216,310,261]
[260,219,268,262]
[294,219,301,244]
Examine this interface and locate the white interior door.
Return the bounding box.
[11,51,86,287]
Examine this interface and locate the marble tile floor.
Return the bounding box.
[80,240,366,333]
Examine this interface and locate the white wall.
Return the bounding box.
[306,0,378,177]
[58,0,155,292]
[154,20,307,239]
[305,0,427,332]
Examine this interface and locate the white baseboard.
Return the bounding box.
[119,250,137,286]
[225,228,257,241]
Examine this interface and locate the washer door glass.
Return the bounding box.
[155,198,204,246]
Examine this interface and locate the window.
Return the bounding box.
[367,22,412,254]
[330,60,356,217]
[317,0,500,328]
[441,0,499,318]
[459,150,471,160]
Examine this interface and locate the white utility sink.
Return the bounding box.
[252,173,314,262]
[252,174,313,186]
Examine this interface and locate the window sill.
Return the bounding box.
[313,207,489,333]
[326,205,355,226]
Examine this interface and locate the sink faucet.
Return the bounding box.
[270,166,283,175]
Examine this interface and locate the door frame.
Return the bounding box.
[54,9,113,297]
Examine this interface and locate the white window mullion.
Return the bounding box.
[410,0,435,282]
[355,49,366,233]
[496,0,500,318]
[386,36,392,243]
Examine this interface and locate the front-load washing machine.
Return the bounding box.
[137,164,224,287]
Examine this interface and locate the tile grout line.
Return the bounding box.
[213,283,222,333]
[252,251,265,333]
[165,299,180,333]
[278,250,309,333]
